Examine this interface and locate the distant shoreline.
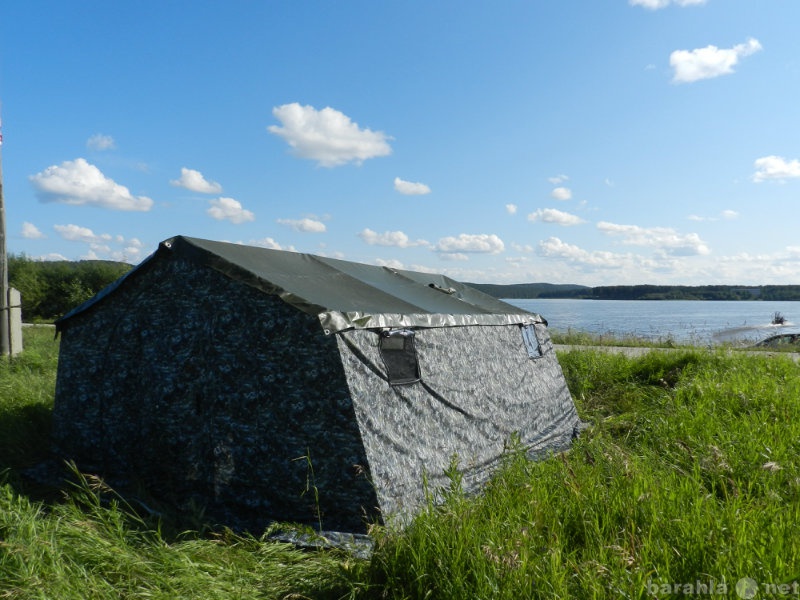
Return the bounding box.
[468,283,800,302]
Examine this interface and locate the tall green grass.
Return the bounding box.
[0,327,59,472]
[1,330,798,598]
[358,348,800,598]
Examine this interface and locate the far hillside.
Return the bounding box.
[469,282,800,301]
[465,282,589,299]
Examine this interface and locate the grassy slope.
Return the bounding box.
[1,330,799,598]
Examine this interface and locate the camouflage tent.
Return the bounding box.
[52,235,583,535]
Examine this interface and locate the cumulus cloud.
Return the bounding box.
[86,134,115,151]
[630,0,706,8]
[434,233,505,255]
[54,224,112,244]
[670,38,762,84]
[277,217,327,233]
[688,210,739,222]
[394,177,431,195]
[268,103,392,167]
[505,256,531,267]
[21,222,46,239]
[375,257,406,269]
[439,252,469,262]
[53,224,143,262]
[358,228,429,248]
[550,187,572,201]
[538,236,632,268]
[249,237,296,251]
[597,221,710,255]
[37,253,70,262]
[30,158,154,211]
[207,197,255,224]
[505,204,518,215]
[528,208,585,226]
[752,155,800,182]
[170,167,223,194]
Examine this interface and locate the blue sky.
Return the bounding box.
[1,0,799,285]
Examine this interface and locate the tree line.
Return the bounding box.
[10,254,800,322]
[471,282,800,301]
[9,255,132,322]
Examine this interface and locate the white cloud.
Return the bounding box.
[550,187,572,201]
[511,242,534,253]
[712,248,800,283]
[86,134,115,151]
[170,167,223,194]
[434,233,505,255]
[394,177,431,195]
[249,237,295,251]
[688,209,739,222]
[597,221,710,255]
[528,208,585,226]
[37,253,70,262]
[21,222,45,239]
[52,224,143,263]
[505,256,531,267]
[505,204,518,215]
[358,228,428,248]
[548,174,569,185]
[277,217,326,233]
[687,210,739,221]
[439,252,469,262]
[375,258,405,269]
[630,0,706,8]
[30,158,154,211]
[54,224,112,244]
[670,38,762,84]
[538,236,633,268]
[752,155,800,182]
[207,197,255,224]
[268,103,392,167]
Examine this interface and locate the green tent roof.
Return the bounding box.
[57,235,543,334]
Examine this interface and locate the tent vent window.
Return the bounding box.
[521,324,543,359]
[379,329,421,386]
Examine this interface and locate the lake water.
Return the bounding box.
[506,298,800,345]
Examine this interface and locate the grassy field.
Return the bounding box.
[1,328,799,598]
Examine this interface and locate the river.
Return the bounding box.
[505,298,800,345]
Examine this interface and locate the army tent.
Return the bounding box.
[52,235,583,534]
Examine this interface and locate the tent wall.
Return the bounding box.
[53,254,378,533]
[335,322,580,523]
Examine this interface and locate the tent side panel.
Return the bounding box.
[53,255,378,533]
[335,323,580,523]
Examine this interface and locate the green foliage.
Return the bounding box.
[1,330,799,598]
[8,254,132,322]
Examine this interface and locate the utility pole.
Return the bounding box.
[0,107,20,357]
[0,108,9,356]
